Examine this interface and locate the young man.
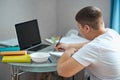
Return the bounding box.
[55,6,120,80]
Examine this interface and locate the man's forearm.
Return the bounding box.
[58,51,72,64]
[69,41,89,49]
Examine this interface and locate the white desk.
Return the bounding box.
[0,36,87,80]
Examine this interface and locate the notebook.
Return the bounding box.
[15,19,49,51]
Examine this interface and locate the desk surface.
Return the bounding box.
[0,46,59,72]
[9,62,57,72]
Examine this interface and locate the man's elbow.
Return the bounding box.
[57,70,73,77]
[57,67,73,78]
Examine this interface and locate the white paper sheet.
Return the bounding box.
[0,38,18,46]
[49,51,64,57]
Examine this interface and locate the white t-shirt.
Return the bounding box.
[72,28,120,80]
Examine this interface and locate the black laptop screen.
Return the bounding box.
[15,19,41,50]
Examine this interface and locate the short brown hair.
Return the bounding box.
[75,6,102,30]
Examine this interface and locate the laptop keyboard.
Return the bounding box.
[28,44,50,51]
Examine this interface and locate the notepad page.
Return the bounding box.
[0,38,18,46]
[61,34,89,44]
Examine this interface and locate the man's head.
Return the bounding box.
[75,6,105,40]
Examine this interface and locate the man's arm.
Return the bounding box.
[55,41,89,51]
[57,48,85,77]
[69,41,89,49]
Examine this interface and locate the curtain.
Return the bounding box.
[110,0,120,33]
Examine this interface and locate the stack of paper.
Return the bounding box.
[1,51,31,63]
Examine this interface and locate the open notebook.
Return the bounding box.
[49,34,89,57]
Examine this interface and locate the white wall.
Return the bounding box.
[56,0,111,36]
[0,0,56,80]
[0,0,57,41]
[0,0,111,41]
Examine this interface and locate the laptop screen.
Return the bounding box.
[15,19,41,50]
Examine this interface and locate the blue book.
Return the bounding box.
[0,47,20,52]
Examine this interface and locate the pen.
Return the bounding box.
[56,36,62,47]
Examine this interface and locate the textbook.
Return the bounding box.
[2,54,31,63]
[0,51,26,56]
[0,47,20,52]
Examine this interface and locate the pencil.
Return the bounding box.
[56,36,62,47]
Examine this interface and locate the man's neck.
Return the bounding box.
[89,27,106,40]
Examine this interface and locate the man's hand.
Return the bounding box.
[54,41,89,52]
[54,43,70,51]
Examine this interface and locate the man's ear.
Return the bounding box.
[83,25,91,33]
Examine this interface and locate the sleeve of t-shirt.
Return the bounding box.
[72,44,98,67]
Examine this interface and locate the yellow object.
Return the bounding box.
[2,54,31,63]
[51,35,61,44]
[56,35,60,40]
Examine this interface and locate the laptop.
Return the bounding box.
[15,19,50,51]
